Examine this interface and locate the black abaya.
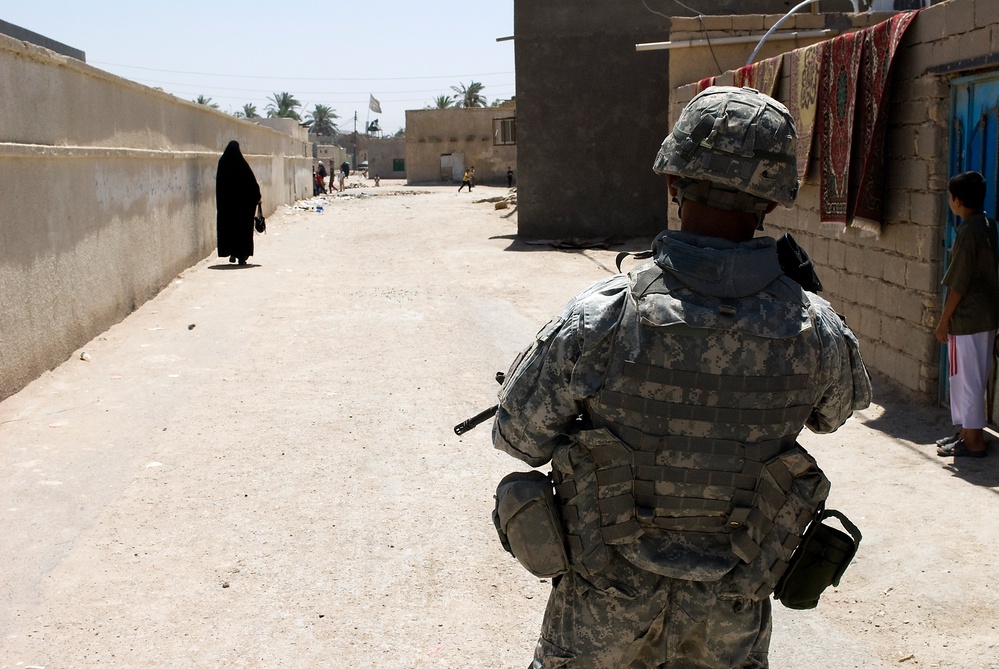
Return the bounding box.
[216,140,261,261]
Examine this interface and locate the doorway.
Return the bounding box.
[945,72,999,419]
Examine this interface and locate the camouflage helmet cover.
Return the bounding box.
[653,86,799,207]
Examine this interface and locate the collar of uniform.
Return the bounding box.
[651,230,783,299]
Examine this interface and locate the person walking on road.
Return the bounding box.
[491,87,872,669]
[215,140,261,266]
[934,170,999,458]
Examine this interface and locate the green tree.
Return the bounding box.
[393,127,406,138]
[242,103,260,119]
[429,94,453,109]
[194,95,219,109]
[305,103,339,136]
[450,81,486,108]
[266,92,302,121]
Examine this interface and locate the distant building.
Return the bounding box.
[0,19,85,61]
[405,101,516,186]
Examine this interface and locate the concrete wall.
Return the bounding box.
[405,107,517,185]
[0,34,311,401]
[366,138,407,179]
[668,0,989,400]
[511,0,808,241]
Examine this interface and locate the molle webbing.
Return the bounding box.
[621,361,810,393]
[598,388,814,426]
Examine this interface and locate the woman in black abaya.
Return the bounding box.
[216,140,261,265]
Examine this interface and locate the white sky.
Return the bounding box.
[4,1,516,135]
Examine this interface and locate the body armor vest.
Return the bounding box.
[553,258,830,596]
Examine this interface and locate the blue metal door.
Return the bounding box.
[945,73,999,414]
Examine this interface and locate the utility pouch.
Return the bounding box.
[774,506,862,610]
[492,471,569,578]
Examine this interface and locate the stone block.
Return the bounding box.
[862,248,885,281]
[810,236,830,266]
[884,189,911,222]
[882,254,907,287]
[945,0,977,36]
[889,126,918,159]
[827,240,846,270]
[959,27,993,61]
[731,15,766,31]
[977,0,999,31]
[895,351,922,393]
[909,191,944,226]
[856,275,879,307]
[873,342,900,381]
[696,16,733,31]
[858,306,882,341]
[845,245,867,276]
[909,8,947,44]
[931,36,962,72]
[905,260,939,293]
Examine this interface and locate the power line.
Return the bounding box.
[92,61,515,82]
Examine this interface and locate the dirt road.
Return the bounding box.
[1,182,997,668]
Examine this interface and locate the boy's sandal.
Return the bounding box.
[935,432,960,447]
[938,440,987,458]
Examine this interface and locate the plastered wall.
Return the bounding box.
[0,34,311,401]
[669,0,993,400]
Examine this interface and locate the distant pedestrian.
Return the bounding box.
[341,161,350,178]
[215,140,261,266]
[318,162,328,194]
[469,166,476,188]
[458,169,472,193]
[507,167,514,188]
[337,170,345,192]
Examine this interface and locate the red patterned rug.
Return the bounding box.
[786,42,826,184]
[818,30,865,226]
[848,11,919,235]
[734,54,784,98]
[695,76,716,93]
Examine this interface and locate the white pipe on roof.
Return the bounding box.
[636,29,835,52]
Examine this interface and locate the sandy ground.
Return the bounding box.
[1,180,997,668]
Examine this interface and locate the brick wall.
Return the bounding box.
[669,0,991,401]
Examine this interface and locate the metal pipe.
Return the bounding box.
[636,29,834,52]
[746,0,823,66]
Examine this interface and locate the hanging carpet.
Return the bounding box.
[734,53,784,98]
[848,11,919,236]
[786,42,826,184]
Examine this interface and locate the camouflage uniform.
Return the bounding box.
[493,231,870,667]
[492,88,871,669]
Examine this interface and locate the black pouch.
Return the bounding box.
[774,506,861,610]
[492,471,569,578]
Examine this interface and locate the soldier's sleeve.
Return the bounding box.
[492,275,628,467]
[805,298,873,434]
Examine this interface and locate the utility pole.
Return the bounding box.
[352,111,357,168]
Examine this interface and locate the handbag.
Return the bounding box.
[253,204,266,233]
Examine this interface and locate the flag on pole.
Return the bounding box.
[369,95,382,114]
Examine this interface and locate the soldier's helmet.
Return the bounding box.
[653,86,799,209]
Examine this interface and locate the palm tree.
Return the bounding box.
[305,103,339,136]
[194,95,219,109]
[242,103,259,119]
[450,81,486,108]
[266,92,302,121]
[429,94,453,109]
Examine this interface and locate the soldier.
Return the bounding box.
[491,87,872,668]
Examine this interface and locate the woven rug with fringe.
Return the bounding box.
[818,30,865,226]
[786,42,826,185]
[848,11,919,236]
[734,54,784,98]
